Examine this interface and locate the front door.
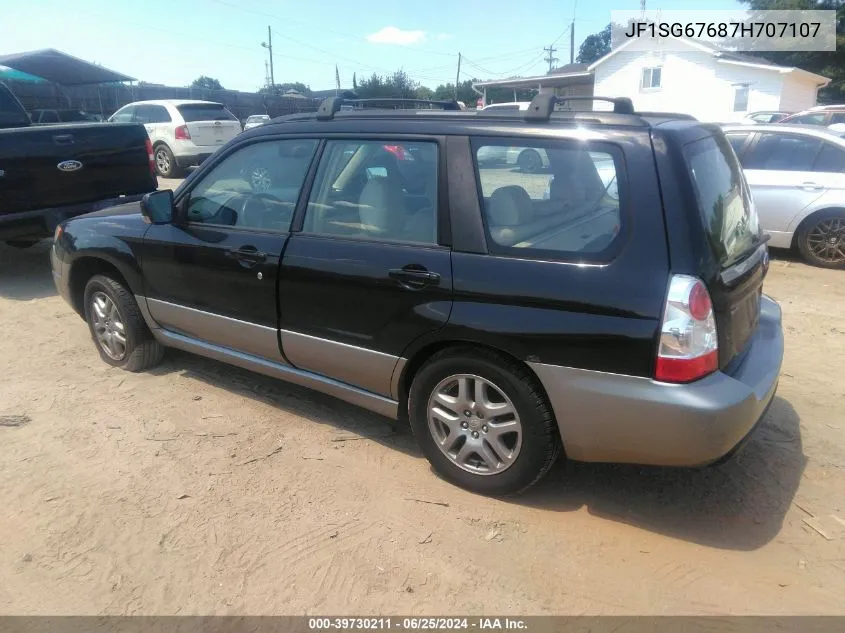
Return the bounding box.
[278,138,452,397]
[141,137,319,361]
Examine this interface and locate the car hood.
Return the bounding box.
[80,200,144,219]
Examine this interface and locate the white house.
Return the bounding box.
[588,37,830,122]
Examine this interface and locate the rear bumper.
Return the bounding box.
[529,295,784,467]
[174,153,213,168]
[0,194,146,241]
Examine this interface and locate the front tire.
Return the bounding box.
[408,347,560,496]
[83,274,164,372]
[796,209,845,269]
[154,144,183,179]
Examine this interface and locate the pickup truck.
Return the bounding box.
[0,81,157,247]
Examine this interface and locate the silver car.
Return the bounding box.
[243,114,270,131]
[723,124,845,269]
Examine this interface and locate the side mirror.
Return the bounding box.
[141,190,174,224]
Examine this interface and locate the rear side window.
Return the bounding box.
[471,138,622,259]
[683,135,761,268]
[109,106,135,123]
[726,132,750,159]
[744,133,822,171]
[177,104,237,122]
[0,86,29,126]
[814,143,845,172]
[788,112,826,125]
[57,111,87,122]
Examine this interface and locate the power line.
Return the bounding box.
[543,45,559,72]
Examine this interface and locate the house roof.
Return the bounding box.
[587,37,830,86]
[0,49,134,86]
[472,69,593,90]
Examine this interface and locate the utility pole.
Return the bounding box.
[543,45,559,72]
[570,22,575,64]
[261,26,275,91]
[454,52,462,101]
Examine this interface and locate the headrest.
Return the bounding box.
[488,186,533,227]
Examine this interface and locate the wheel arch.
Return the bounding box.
[67,256,132,318]
[790,206,845,248]
[396,338,559,438]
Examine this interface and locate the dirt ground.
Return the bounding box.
[1,237,844,615]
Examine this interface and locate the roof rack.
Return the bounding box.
[524,94,635,121]
[316,97,461,120]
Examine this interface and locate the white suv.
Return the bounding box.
[109,100,242,178]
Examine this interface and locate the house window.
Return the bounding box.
[733,84,750,112]
[641,67,662,90]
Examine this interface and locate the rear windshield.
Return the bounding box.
[176,104,237,122]
[684,134,761,268]
[0,85,29,126]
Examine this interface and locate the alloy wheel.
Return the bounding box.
[426,374,523,475]
[806,217,845,264]
[90,292,127,360]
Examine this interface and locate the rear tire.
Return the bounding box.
[154,144,183,179]
[408,347,560,496]
[518,149,543,173]
[83,274,164,372]
[796,209,845,269]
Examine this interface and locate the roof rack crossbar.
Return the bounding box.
[315,97,461,120]
[525,95,635,121]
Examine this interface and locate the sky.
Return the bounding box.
[0,0,743,93]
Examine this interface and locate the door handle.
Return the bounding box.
[52,134,74,145]
[226,246,267,267]
[801,181,824,191]
[389,266,441,289]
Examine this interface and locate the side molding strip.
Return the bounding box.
[155,329,399,420]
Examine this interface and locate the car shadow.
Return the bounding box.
[0,240,58,301]
[516,395,805,551]
[147,349,422,458]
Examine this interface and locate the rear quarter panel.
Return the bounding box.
[405,129,670,378]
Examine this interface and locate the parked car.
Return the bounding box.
[243,114,271,131]
[51,95,782,496]
[30,109,103,124]
[723,123,845,269]
[739,111,791,124]
[778,104,845,127]
[108,100,242,178]
[0,81,157,248]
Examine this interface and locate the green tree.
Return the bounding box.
[577,24,611,64]
[415,85,434,99]
[259,82,311,95]
[192,75,223,90]
[736,0,845,101]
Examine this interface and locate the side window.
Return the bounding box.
[134,105,152,124]
[828,112,845,125]
[744,133,822,171]
[472,138,622,259]
[813,143,845,172]
[641,67,662,90]
[150,105,172,123]
[186,139,318,231]
[303,140,439,245]
[110,106,135,123]
[733,84,749,112]
[726,133,750,161]
[790,113,826,125]
[40,110,59,123]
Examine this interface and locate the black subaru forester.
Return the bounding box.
[51,95,783,496]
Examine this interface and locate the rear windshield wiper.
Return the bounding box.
[720,233,770,285]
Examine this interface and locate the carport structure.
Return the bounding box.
[0,48,135,116]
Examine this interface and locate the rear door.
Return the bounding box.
[734,132,828,234]
[0,122,156,215]
[176,103,241,149]
[277,138,452,397]
[683,133,767,367]
[141,137,318,361]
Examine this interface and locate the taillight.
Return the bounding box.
[144,138,155,177]
[655,275,719,383]
[175,125,191,140]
